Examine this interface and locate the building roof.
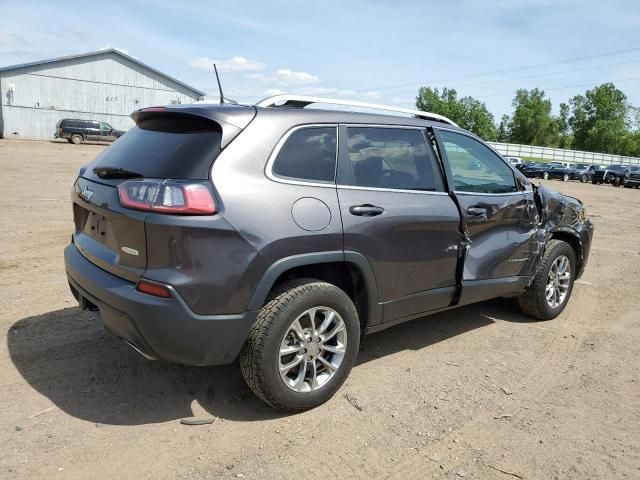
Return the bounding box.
[0,48,205,97]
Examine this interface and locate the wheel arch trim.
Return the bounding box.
[548,227,585,273]
[247,251,382,325]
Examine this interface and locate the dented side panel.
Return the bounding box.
[454,191,540,281]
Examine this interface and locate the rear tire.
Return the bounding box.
[240,279,360,411]
[518,240,576,320]
[591,179,597,185]
[543,172,549,180]
[563,173,569,182]
[580,174,587,183]
[70,134,83,145]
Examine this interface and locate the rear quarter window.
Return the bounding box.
[271,126,337,183]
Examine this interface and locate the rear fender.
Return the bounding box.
[247,251,382,326]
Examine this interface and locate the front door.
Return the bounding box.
[337,125,462,324]
[100,122,115,141]
[433,129,538,301]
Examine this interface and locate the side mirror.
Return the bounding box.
[515,174,530,191]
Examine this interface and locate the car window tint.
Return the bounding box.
[345,127,438,191]
[272,127,337,182]
[438,130,517,194]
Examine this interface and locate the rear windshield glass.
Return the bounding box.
[85,115,222,181]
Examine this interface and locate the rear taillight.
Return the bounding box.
[118,179,216,215]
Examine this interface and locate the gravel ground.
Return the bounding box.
[1,139,639,479]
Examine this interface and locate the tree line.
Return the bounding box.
[416,83,640,157]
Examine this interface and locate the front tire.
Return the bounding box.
[543,172,549,180]
[240,279,360,411]
[563,173,569,182]
[580,174,587,183]
[518,240,576,320]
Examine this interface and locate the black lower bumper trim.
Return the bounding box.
[64,244,257,366]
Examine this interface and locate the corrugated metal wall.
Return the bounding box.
[0,51,201,139]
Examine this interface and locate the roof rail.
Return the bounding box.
[255,94,459,127]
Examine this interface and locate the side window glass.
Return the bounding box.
[438,130,517,194]
[100,122,111,131]
[344,127,438,191]
[272,127,337,182]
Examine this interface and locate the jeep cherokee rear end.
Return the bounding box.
[65,104,262,365]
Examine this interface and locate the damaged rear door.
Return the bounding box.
[433,128,539,303]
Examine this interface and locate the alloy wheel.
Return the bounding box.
[546,255,571,308]
[279,307,347,392]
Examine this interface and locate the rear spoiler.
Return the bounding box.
[131,104,256,148]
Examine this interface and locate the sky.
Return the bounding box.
[2,0,640,119]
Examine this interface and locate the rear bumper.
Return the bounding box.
[64,244,257,366]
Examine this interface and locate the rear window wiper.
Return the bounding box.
[93,166,143,179]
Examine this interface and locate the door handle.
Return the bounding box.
[466,207,487,216]
[349,204,384,217]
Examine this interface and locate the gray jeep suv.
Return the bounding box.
[64,95,593,411]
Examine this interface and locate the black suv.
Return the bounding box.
[591,164,630,186]
[64,96,594,411]
[623,166,640,188]
[55,118,125,145]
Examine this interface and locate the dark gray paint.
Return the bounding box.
[64,102,594,366]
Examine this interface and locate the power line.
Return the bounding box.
[355,46,640,93]
[476,77,640,99]
[388,58,640,94]
[383,77,640,107]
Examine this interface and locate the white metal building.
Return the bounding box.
[0,49,204,140]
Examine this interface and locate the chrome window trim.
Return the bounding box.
[265,124,339,188]
[453,190,522,197]
[337,184,448,196]
[341,123,427,130]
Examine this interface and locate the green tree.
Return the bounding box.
[569,83,631,154]
[509,88,558,146]
[497,114,511,142]
[416,87,497,140]
[557,102,573,148]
